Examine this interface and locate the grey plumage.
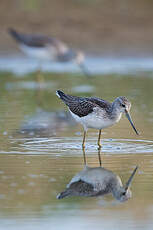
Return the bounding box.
[57,166,138,202]
[8,28,91,76]
[8,28,54,48]
[8,28,84,63]
[56,49,78,62]
[57,180,95,199]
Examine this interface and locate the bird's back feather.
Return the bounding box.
[56,90,111,118]
[8,28,54,47]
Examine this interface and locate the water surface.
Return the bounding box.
[0,70,153,230]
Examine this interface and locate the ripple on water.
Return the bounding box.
[3,137,153,155]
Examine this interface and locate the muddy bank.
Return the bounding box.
[1,0,153,56]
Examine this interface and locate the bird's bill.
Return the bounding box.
[78,63,91,78]
[125,110,139,135]
[125,166,138,191]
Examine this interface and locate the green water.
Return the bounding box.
[0,72,153,230]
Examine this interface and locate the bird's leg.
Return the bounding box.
[82,131,87,149]
[35,62,46,107]
[78,63,91,78]
[36,61,45,89]
[82,148,87,166]
[97,148,102,167]
[97,129,102,149]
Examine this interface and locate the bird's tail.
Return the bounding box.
[57,189,72,199]
[8,28,22,42]
[56,90,73,105]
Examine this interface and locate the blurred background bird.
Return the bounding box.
[8,28,90,77]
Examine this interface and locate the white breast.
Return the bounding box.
[69,109,121,131]
[20,44,54,61]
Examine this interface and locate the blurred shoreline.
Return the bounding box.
[1,0,153,57]
[1,53,153,75]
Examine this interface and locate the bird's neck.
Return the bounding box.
[111,176,123,199]
[110,102,122,122]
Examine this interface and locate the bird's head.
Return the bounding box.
[113,166,138,202]
[114,96,131,113]
[115,186,132,202]
[114,96,139,135]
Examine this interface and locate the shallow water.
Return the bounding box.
[1,54,153,75]
[0,68,153,230]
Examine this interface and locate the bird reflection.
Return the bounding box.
[18,110,76,137]
[57,165,138,202]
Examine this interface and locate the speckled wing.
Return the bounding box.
[57,179,95,199]
[67,179,111,197]
[68,180,96,196]
[65,97,96,117]
[56,91,112,117]
[87,97,111,113]
[68,96,112,117]
[56,90,96,117]
[69,98,97,117]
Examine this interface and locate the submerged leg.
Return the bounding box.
[36,70,45,89]
[78,63,91,78]
[82,148,87,166]
[82,131,87,149]
[35,73,44,107]
[36,61,45,89]
[35,63,45,107]
[97,129,102,149]
[97,148,102,167]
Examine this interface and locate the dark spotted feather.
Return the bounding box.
[56,90,111,117]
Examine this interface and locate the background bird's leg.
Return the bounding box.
[97,129,102,149]
[97,148,102,167]
[78,63,91,78]
[35,61,45,107]
[82,148,87,166]
[82,130,87,149]
[36,61,45,89]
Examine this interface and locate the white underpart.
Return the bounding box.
[69,107,122,131]
[20,44,56,61]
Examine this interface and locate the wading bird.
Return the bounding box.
[57,165,138,202]
[8,28,90,76]
[56,90,139,150]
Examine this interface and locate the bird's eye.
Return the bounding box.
[121,104,125,107]
[122,192,126,196]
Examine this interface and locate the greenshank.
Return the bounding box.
[8,28,90,76]
[56,90,139,149]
